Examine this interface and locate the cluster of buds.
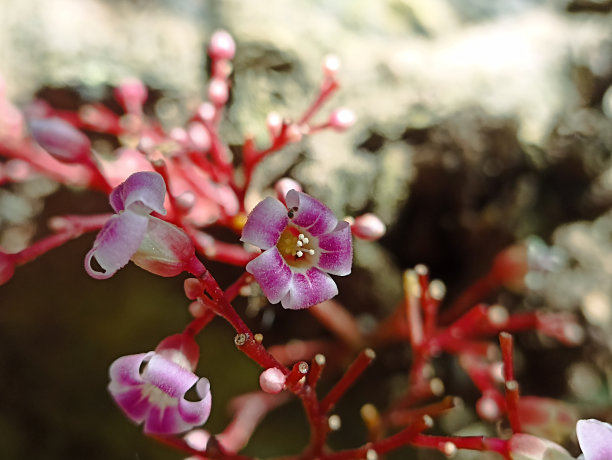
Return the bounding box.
[0,29,603,460]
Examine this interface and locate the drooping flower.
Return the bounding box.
[240,189,352,310]
[576,419,612,460]
[108,349,212,435]
[85,171,196,279]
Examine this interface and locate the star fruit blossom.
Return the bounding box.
[108,351,212,434]
[85,171,194,279]
[241,189,352,310]
[576,419,612,460]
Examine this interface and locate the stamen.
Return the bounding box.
[298,234,305,240]
[296,250,303,258]
[302,237,309,244]
[308,249,315,255]
[297,240,303,247]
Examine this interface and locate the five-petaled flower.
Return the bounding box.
[85,171,196,279]
[577,419,612,460]
[240,190,352,309]
[108,351,212,435]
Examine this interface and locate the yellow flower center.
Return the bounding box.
[276,226,317,269]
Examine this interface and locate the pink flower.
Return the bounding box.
[577,419,612,460]
[240,190,352,310]
[85,171,195,279]
[108,351,212,435]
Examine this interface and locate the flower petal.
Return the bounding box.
[178,378,212,425]
[109,352,152,386]
[316,221,352,276]
[577,419,612,460]
[241,197,289,250]
[85,212,149,279]
[108,383,151,423]
[110,171,167,215]
[281,267,338,310]
[285,190,337,236]
[143,354,198,399]
[245,248,292,304]
[145,404,191,435]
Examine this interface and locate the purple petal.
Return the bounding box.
[316,221,352,276]
[85,212,149,279]
[285,190,338,236]
[109,352,152,386]
[241,197,289,250]
[110,171,167,215]
[281,267,338,310]
[178,378,212,425]
[143,354,198,399]
[108,383,151,423]
[245,248,292,304]
[577,419,612,460]
[145,404,191,435]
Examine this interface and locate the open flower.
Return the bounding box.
[577,419,612,460]
[85,171,196,279]
[241,189,352,309]
[108,351,212,435]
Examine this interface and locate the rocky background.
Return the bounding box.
[1,0,612,458]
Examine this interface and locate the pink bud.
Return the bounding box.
[259,367,286,394]
[197,102,216,122]
[209,30,236,60]
[508,433,573,460]
[266,112,283,139]
[29,117,91,164]
[169,127,189,145]
[114,77,147,114]
[476,393,501,421]
[130,218,197,277]
[275,178,302,204]
[286,124,303,143]
[351,213,386,241]
[184,429,211,451]
[323,54,341,79]
[184,277,203,300]
[328,108,356,131]
[187,121,211,152]
[208,78,229,106]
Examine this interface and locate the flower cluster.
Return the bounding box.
[0,28,603,460]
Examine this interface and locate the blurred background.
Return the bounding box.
[1,0,612,458]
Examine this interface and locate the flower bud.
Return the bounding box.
[209,30,236,60]
[130,217,197,277]
[351,213,386,241]
[328,108,356,131]
[323,54,341,79]
[274,177,302,205]
[208,78,229,106]
[259,367,286,394]
[29,117,92,164]
[187,121,211,152]
[114,77,148,114]
[508,433,573,460]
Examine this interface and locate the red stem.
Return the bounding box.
[320,349,375,414]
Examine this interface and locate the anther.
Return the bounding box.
[297,240,303,247]
[308,249,315,255]
[302,237,309,244]
[296,250,303,258]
